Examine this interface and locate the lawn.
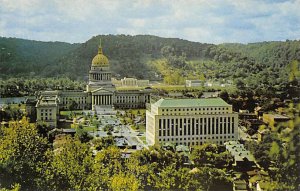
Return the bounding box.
[139,136,147,144]
[60,110,84,116]
[131,124,146,132]
[83,126,97,132]
[129,109,146,115]
[10,103,26,110]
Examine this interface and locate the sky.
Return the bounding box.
[0,0,300,44]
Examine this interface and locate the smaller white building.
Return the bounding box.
[36,95,59,128]
[112,77,150,87]
[186,80,203,87]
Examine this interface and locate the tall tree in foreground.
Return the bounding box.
[0,117,49,190]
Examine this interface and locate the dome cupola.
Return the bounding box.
[92,40,109,67]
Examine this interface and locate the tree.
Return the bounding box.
[0,117,49,190]
[40,136,94,191]
[103,124,114,133]
[220,91,229,102]
[86,146,123,190]
[68,99,78,111]
[75,127,93,143]
[110,173,139,191]
[92,136,115,150]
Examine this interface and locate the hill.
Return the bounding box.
[41,35,213,80]
[0,35,299,93]
[0,37,80,78]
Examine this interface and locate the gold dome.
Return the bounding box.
[92,46,109,67]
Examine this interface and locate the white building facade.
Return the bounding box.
[146,98,238,146]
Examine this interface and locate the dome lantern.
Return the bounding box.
[92,39,109,67]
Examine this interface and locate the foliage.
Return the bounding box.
[191,143,233,168]
[92,136,115,150]
[245,107,300,190]
[0,77,85,97]
[1,35,299,95]
[0,105,23,122]
[0,37,79,79]
[103,124,114,132]
[75,125,93,143]
[40,136,94,191]
[0,117,49,190]
[67,99,78,111]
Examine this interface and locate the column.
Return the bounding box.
[92,96,94,105]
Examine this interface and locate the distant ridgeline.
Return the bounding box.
[0,35,299,91]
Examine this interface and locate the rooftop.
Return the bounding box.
[264,113,290,119]
[154,98,230,108]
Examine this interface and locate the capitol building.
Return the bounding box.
[34,42,239,147]
[36,43,152,127]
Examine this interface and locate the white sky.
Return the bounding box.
[0,0,299,44]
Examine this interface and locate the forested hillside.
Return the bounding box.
[42,35,213,80]
[0,35,299,94]
[0,37,80,78]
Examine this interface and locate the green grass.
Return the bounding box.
[128,109,146,115]
[137,124,146,132]
[83,126,97,132]
[131,124,146,132]
[139,136,147,144]
[60,110,84,116]
[10,104,26,110]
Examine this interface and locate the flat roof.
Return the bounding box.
[155,98,230,108]
[264,114,290,119]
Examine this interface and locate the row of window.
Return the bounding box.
[158,117,236,136]
[162,111,229,115]
[115,104,143,109]
[61,97,87,105]
[159,138,235,146]
[91,73,110,81]
[159,135,235,141]
[40,116,52,121]
[40,112,52,116]
[162,107,229,112]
